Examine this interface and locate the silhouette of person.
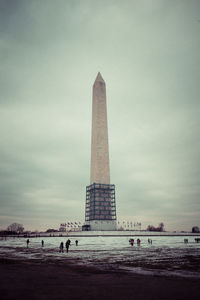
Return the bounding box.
[75,240,78,246]
[129,239,134,246]
[26,239,29,248]
[59,242,64,253]
[65,239,71,253]
[41,240,44,247]
[137,238,141,246]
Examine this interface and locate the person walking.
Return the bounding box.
[75,240,78,246]
[26,239,30,248]
[41,240,44,247]
[65,239,71,253]
[59,242,64,253]
[129,239,134,246]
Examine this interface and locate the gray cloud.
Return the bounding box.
[0,0,200,231]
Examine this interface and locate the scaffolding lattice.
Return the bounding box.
[85,183,116,221]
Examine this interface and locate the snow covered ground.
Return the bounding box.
[1,235,200,278]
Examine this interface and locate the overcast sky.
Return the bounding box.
[0,0,200,231]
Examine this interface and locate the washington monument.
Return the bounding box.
[85,73,117,231]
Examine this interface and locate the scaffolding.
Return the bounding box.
[85,183,116,221]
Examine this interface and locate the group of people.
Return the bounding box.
[59,239,70,253]
[59,239,79,253]
[26,239,79,252]
[129,238,141,246]
[129,238,153,246]
[26,239,44,248]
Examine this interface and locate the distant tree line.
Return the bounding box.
[7,223,24,233]
[146,222,165,232]
[0,224,60,235]
[0,223,24,235]
[46,229,58,233]
[192,226,199,233]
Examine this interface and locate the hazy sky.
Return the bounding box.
[0,0,200,231]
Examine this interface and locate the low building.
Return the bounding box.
[82,224,91,231]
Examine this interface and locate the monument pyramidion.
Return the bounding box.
[84,73,117,231]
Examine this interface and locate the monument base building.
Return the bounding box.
[86,220,117,231]
[84,73,117,231]
[85,183,117,231]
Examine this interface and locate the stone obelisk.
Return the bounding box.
[84,73,117,231]
[90,72,110,185]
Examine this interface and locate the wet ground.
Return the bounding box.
[1,235,200,278]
